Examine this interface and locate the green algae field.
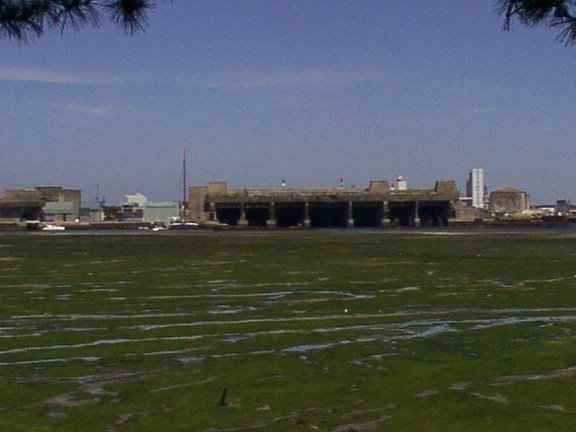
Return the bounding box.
[1,230,576,431]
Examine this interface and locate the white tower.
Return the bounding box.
[468,168,484,209]
[396,175,407,191]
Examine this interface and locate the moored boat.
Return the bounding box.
[42,224,66,232]
[168,222,200,230]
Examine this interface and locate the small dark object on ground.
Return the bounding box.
[219,388,228,407]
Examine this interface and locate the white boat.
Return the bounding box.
[42,224,66,232]
[168,222,200,230]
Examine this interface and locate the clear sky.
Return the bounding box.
[2,0,575,205]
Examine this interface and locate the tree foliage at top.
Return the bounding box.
[497,0,576,45]
[4,1,576,46]
[0,0,163,42]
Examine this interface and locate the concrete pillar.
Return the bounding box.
[238,202,248,227]
[267,201,277,228]
[303,202,311,228]
[448,202,457,224]
[413,201,420,227]
[209,202,219,222]
[382,200,390,226]
[347,201,354,228]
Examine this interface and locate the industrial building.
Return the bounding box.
[2,174,556,229]
[489,187,529,215]
[119,193,180,224]
[79,201,104,223]
[0,189,44,221]
[0,186,81,223]
[143,201,180,225]
[188,179,459,228]
[37,186,81,222]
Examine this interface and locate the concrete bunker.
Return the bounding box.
[189,180,458,228]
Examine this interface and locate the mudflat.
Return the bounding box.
[0,230,575,431]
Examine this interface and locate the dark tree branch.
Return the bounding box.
[106,0,152,35]
[49,0,100,34]
[496,0,576,45]
[0,1,45,41]
[0,0,169,42]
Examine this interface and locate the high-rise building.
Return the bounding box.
[466,168,484,209]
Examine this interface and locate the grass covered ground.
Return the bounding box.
[1,230,576,431]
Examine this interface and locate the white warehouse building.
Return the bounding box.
[143,201,180,225]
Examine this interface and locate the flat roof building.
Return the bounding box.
[143,201,180,225]
[489,187,529,215]
[0,186,80,222]
[188,179,459,228]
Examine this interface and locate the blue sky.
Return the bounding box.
[2,0,575,204]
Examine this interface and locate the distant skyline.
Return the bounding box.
[2,1,576,204]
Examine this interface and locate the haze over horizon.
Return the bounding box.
[2,1,575,205]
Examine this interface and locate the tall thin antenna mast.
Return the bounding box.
[182,148,187,206]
